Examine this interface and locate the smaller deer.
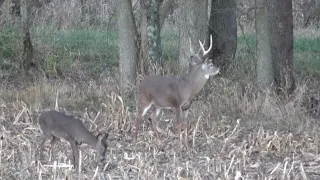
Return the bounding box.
[134,35,220,140]
[38,110,108,168]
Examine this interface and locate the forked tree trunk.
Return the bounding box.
[255,0,273,89]
[0,0,4,8]
[147,0,162,73]
[302,0,320,27]
[138,0,177,75]
[80,0,85,24]
[208,0,237,69]
[178,0,208,73]
[21,0,34,73]
[11,0,21,18]
[117,0,137,90]
[159,0,177,29]
[269,0,295,95]
[138,0,149,75]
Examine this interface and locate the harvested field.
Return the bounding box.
[1,77,320,180]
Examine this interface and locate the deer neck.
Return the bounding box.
[181,66,209,96]
[77,129,98,147]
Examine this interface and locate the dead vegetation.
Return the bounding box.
[0,74,320,180]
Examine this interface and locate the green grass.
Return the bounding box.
[1,26,320,79]
[294,37,320,53]
[238,33,256,50]
[35,27,118,66]
[237,33,320,79]
[294,36,320,77]
[161,29,179,61]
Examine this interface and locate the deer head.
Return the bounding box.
[188,34,219,77]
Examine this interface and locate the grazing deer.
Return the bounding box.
[134,35,220,140]
[38,110,108,168]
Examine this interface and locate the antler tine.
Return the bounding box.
[199,35,213,56]
[196,38,205,55]
[189,37,195,54]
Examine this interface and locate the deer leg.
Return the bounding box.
[182,109,189,131]
[175,107,182,135]
[182,109,190,147]
[50,137,59,151]
[148,107,161,138]
[68,140,79,169]
[181,102,191,131]
[38,138,48,161]
[134,103,152,141]
[48,136,59,160]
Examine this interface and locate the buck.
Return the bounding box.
[38,110,108,168]
[134,35,220,140]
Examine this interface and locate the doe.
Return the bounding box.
[134,35,220,140]
[38,110,108,168]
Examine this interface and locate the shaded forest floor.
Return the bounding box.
[0,27,320,179]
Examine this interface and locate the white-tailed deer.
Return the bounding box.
[38,110,108,168]
[134,35,219,140]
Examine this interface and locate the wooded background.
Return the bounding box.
[1,0,319,95]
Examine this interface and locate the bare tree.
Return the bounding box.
[208,0,237,69]
[21,0,35,74]
[0,0,4,22]
[138,0,178,75]
[12,0,21,18]
[178,0,208,72]
[302,0,320,27]
[159,0,177,29]
[256,0,273,89]
[0,0,4,8]
[269,0,295,95]
[117,0,138,90]
[138,0,149,75]
[80,0,85,24]
[146,0,162,73]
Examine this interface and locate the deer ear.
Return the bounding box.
[204,58,212,64]
[97,132,108,141]
[190,55,202,66]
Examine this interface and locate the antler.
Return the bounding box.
[199,34,213,56]
[189,37,205,56]
[189,37,195,54]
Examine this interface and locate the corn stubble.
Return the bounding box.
[0,77,319,180]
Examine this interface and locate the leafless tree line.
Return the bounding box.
[0,0,317,95]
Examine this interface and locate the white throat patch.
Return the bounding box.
[202,64,206,70]
[205,74,210,79]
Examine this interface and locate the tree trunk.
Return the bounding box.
[117,0,137,90]
[147,0,162,73]
[21,0,34,73]
[138,0,176,75]
[80,0,85,24]
[302,0,320,27]
[178,0,208,73]
[0,0,4,8]
[11,0,21,18]
[269,0,295,95]
[208,0,237,69]
[255,0,273,89]
[138,0,149,75]
[159,0,177,29]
